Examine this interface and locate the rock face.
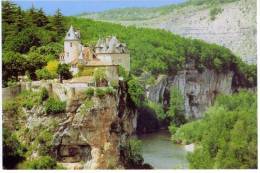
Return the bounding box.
[50,83,137,169]
[147,64,233,119]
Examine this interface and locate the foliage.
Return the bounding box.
[36,68,55,80]
[173,91,257,168]
[119,65,128,79]
[146,101,165,121]
[2,51,26,85]
[105,87,115,95]
[85,87,95,98]
[167,87,186,126]
[168,123,178,136]
[122,139,144,169]
[57,63,72,82]
[209,7,223,20]
[93,68,107,85]
[3,128,25,169]
[19,156,60,169]
[40,87,49,103]
[95,88,106,97]
[46,60,59,76]
[16,90,42,109]
[127,77,145,107]
[110,80,119,89]
[44,97,66,114]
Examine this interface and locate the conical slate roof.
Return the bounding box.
[65,25,80,41]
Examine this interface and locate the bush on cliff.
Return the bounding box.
[44,97,66,114]
[3,128,26,169]
[167,87,186,126]
[85,87,94,98]
[171,91,257,168]
[18,156,62,169]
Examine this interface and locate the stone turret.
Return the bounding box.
[64,25,82,64]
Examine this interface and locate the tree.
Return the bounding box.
[93,68,107,86]
[2,1,17,24]
[2,51,26,83]
[35,8,49,27]
[15,7,27,32]
[167,87,186,126]
[25,52,47,80]
[57,64,72,82]
[174,91,257,169]
[127,77,145,107]
[3,128,25,169]
[45,60,59,77]
[52,9,65,36]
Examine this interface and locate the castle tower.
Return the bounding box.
[64,25,81,64]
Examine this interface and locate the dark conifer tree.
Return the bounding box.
[52,9,65,36]
[35,8,49,27]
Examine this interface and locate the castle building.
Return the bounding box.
[59,26,130,77]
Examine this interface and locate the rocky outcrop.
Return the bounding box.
[147,64,233,119]
[18,82,137,169]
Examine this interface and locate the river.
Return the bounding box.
[137,130,189,169]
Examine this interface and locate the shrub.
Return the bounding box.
[19,156,59,169]
[36,68,55,80]
[95,88,106,97]
[17,90,41,109]
[7,79,18,87]
[110,80,119,89]
[85,87,94,98]
[3,128,25,169]
[122,139,144,169]
[127,77,145,107]
[168,123,178,135]
[40,87,49,103]
[167,87,186,126]
[209,7,223,20]
[146,101,165,121]
[105,87,115,95]
[44,97,66,114]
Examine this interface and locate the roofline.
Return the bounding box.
[95,52,130,55]
[64,39,80,41]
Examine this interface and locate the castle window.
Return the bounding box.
[70,42,72,47]
[68,33,70,37]
[67,52,69,57]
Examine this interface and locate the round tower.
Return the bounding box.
[64,25,81,64]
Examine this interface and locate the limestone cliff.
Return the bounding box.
[19,82,137,169]
[146,64,233,119]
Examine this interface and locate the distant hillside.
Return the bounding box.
[80,0,256,64]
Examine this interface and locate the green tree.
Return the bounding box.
[93,68,107,86]
[3,128,25,169]
[2,51,26,82]
[174,91,257,169]
[57,64,72,82]
[127,77,145,107]
[52,9,65,36]
[167,87,186,126]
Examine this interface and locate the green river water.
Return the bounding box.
[137,130,189,169]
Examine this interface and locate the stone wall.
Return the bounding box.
[2,85,22,101]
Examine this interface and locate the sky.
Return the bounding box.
[12,0,185,16]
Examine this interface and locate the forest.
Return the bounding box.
[2,1,257,169]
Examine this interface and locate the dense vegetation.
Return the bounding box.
[169,91,257,168]
[2,1,256,89]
